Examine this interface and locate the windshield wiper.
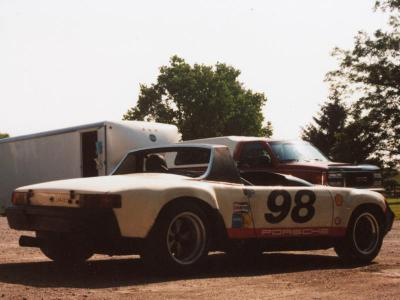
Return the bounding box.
[280,159,299,162]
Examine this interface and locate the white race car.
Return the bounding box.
[6,144,394,272]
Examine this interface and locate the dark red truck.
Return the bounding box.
[186,136,383,191]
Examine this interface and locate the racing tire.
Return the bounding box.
[37,231,94,264]
[141,202,210,273]
[334,207,384,264]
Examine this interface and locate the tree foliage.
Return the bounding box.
[302,93,381,165]
[302,92,348,160]
[305,0,400,168]
[123,56,272,140]
[0,133,9,139]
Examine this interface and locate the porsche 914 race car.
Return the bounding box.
[6,144,395,272]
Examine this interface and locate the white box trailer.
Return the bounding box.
[0,120,180,214]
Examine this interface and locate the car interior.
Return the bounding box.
[240,170,312,187]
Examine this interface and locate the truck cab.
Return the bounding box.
[183,136,382,191]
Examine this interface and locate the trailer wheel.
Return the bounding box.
[334,207,383,264]
[37,231,93,264]
[141,202,210,273]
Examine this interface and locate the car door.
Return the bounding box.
[236,142,274,171]
[247,186,334,238]
[213,183,257,239]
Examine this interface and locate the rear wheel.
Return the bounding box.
[37,231,93,264]
[334,208,383,264]
[141,202,210,273]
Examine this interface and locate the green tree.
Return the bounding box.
[302,91,382,165]
[332,113,383,165]
[124,56,272,140]
[0,133,9,139]
[301,91,348,160]
[313,0,399,167]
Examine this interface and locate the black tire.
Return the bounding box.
[334,207,384,264]
[141,202,210,273]
[37,231,93,264]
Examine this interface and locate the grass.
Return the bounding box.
[387,198,400,220]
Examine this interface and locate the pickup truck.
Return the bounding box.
[184,136,382,191]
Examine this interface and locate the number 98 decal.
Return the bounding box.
[265,190,316,224]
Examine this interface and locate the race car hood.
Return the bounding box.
[16,173,191,194]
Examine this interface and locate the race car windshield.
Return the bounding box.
[113,147,211,178]
[270,141,329,163]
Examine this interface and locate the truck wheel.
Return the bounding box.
[142,202,210,273]
[37,231,93,264]
[334,208,383,264]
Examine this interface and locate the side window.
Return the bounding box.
[238,143,272,168]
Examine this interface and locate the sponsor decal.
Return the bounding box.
[334,217,342,225]
[260,227,329,237]
[232,214,243,228]
[227,227,346,239]
[231,202,253,228]
[233,202,250,213]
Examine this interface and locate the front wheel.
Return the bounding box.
[334,208,383,264]
[141,202,210,273]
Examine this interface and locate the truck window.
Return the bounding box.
[238,143,272,168]
[270,141,329,163]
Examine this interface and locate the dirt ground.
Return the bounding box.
[0,218,399,300]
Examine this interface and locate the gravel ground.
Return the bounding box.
[0,218,399,299]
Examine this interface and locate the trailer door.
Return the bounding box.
[81,131,98,177]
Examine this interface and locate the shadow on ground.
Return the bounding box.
[0,252,367,289]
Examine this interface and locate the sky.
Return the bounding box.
[0,0,389,139]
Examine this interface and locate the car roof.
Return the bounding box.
[125,143,227,155]
[117,144,243,184]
